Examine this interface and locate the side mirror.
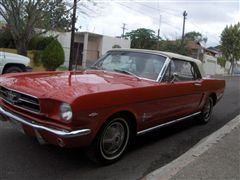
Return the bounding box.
[171,72,179,83]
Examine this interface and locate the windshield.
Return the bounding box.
[91,51,167,81]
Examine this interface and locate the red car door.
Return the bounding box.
[138,59,203,131]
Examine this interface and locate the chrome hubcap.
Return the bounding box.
[203,99,212,121]
[100,118,129,160]
[102,122,125,155]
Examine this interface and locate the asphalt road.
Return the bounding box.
[0,76,239,180]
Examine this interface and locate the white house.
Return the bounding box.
[54,31,130,68]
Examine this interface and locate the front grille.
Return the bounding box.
[0,86,40,113]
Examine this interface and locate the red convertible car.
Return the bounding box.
[0,49,225,164]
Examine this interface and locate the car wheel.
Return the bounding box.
[87,115,131,164]
[198,97,213,124]
[4,66,23,74]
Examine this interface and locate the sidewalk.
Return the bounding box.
[145,115,240,180]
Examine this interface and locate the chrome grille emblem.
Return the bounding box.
[6,91,20,104]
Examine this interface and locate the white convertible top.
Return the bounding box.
[109,48,206,77]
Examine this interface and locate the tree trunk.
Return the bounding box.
[228,63,232,74]
[228,59,235,75]
[15,40,28,56]
[230,60,235,75]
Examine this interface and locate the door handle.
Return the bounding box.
[194,83,201,86]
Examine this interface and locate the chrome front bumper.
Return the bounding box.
[0,107,91,138]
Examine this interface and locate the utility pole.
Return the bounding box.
[157,15,162,39]
[181,10,187,46]
[157,15,162,50]
[121,23,127,37]
[69,0,77,71]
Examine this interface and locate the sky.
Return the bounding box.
[77,0,240,47]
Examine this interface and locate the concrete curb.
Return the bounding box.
[144,114,240,180]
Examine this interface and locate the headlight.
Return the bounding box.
[60,103,72,121]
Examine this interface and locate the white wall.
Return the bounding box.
[100,36,130,56]
[216,64,225,74]
[202,54,217,75]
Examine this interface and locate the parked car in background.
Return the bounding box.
[0,49,225,164]
[0,51,31,74]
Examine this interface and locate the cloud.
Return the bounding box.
[78,0,240,46]
[80,2,154,36]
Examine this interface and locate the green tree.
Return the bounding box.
[184,31,207,43]
[159,40,190,55]
[124,28,158,49]
[220,23,240,74]
[0,28,15,48]
[217,57,226,68]
[38,1,72,32]
[0,0,72,56]
[42,39,64,71]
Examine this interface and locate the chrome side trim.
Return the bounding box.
[0,107,91,138]
[137,112,201,135]
[157,57,171,82]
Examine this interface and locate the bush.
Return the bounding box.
[32,50,42,67]
[29,36,55,50]
[41,39,64,71]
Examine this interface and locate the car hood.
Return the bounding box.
[3,52,30,65]
[0,70,154,103]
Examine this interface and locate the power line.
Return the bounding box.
[130,2,221,43]
[132,0,182,15]
[116,2,220,44]
[186,19,221,45]
[187,19,221,39]
[117,2,179,31]
[132,1,182,19]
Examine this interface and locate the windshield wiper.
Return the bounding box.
[89,66,102,70]
[114,69,140,79]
